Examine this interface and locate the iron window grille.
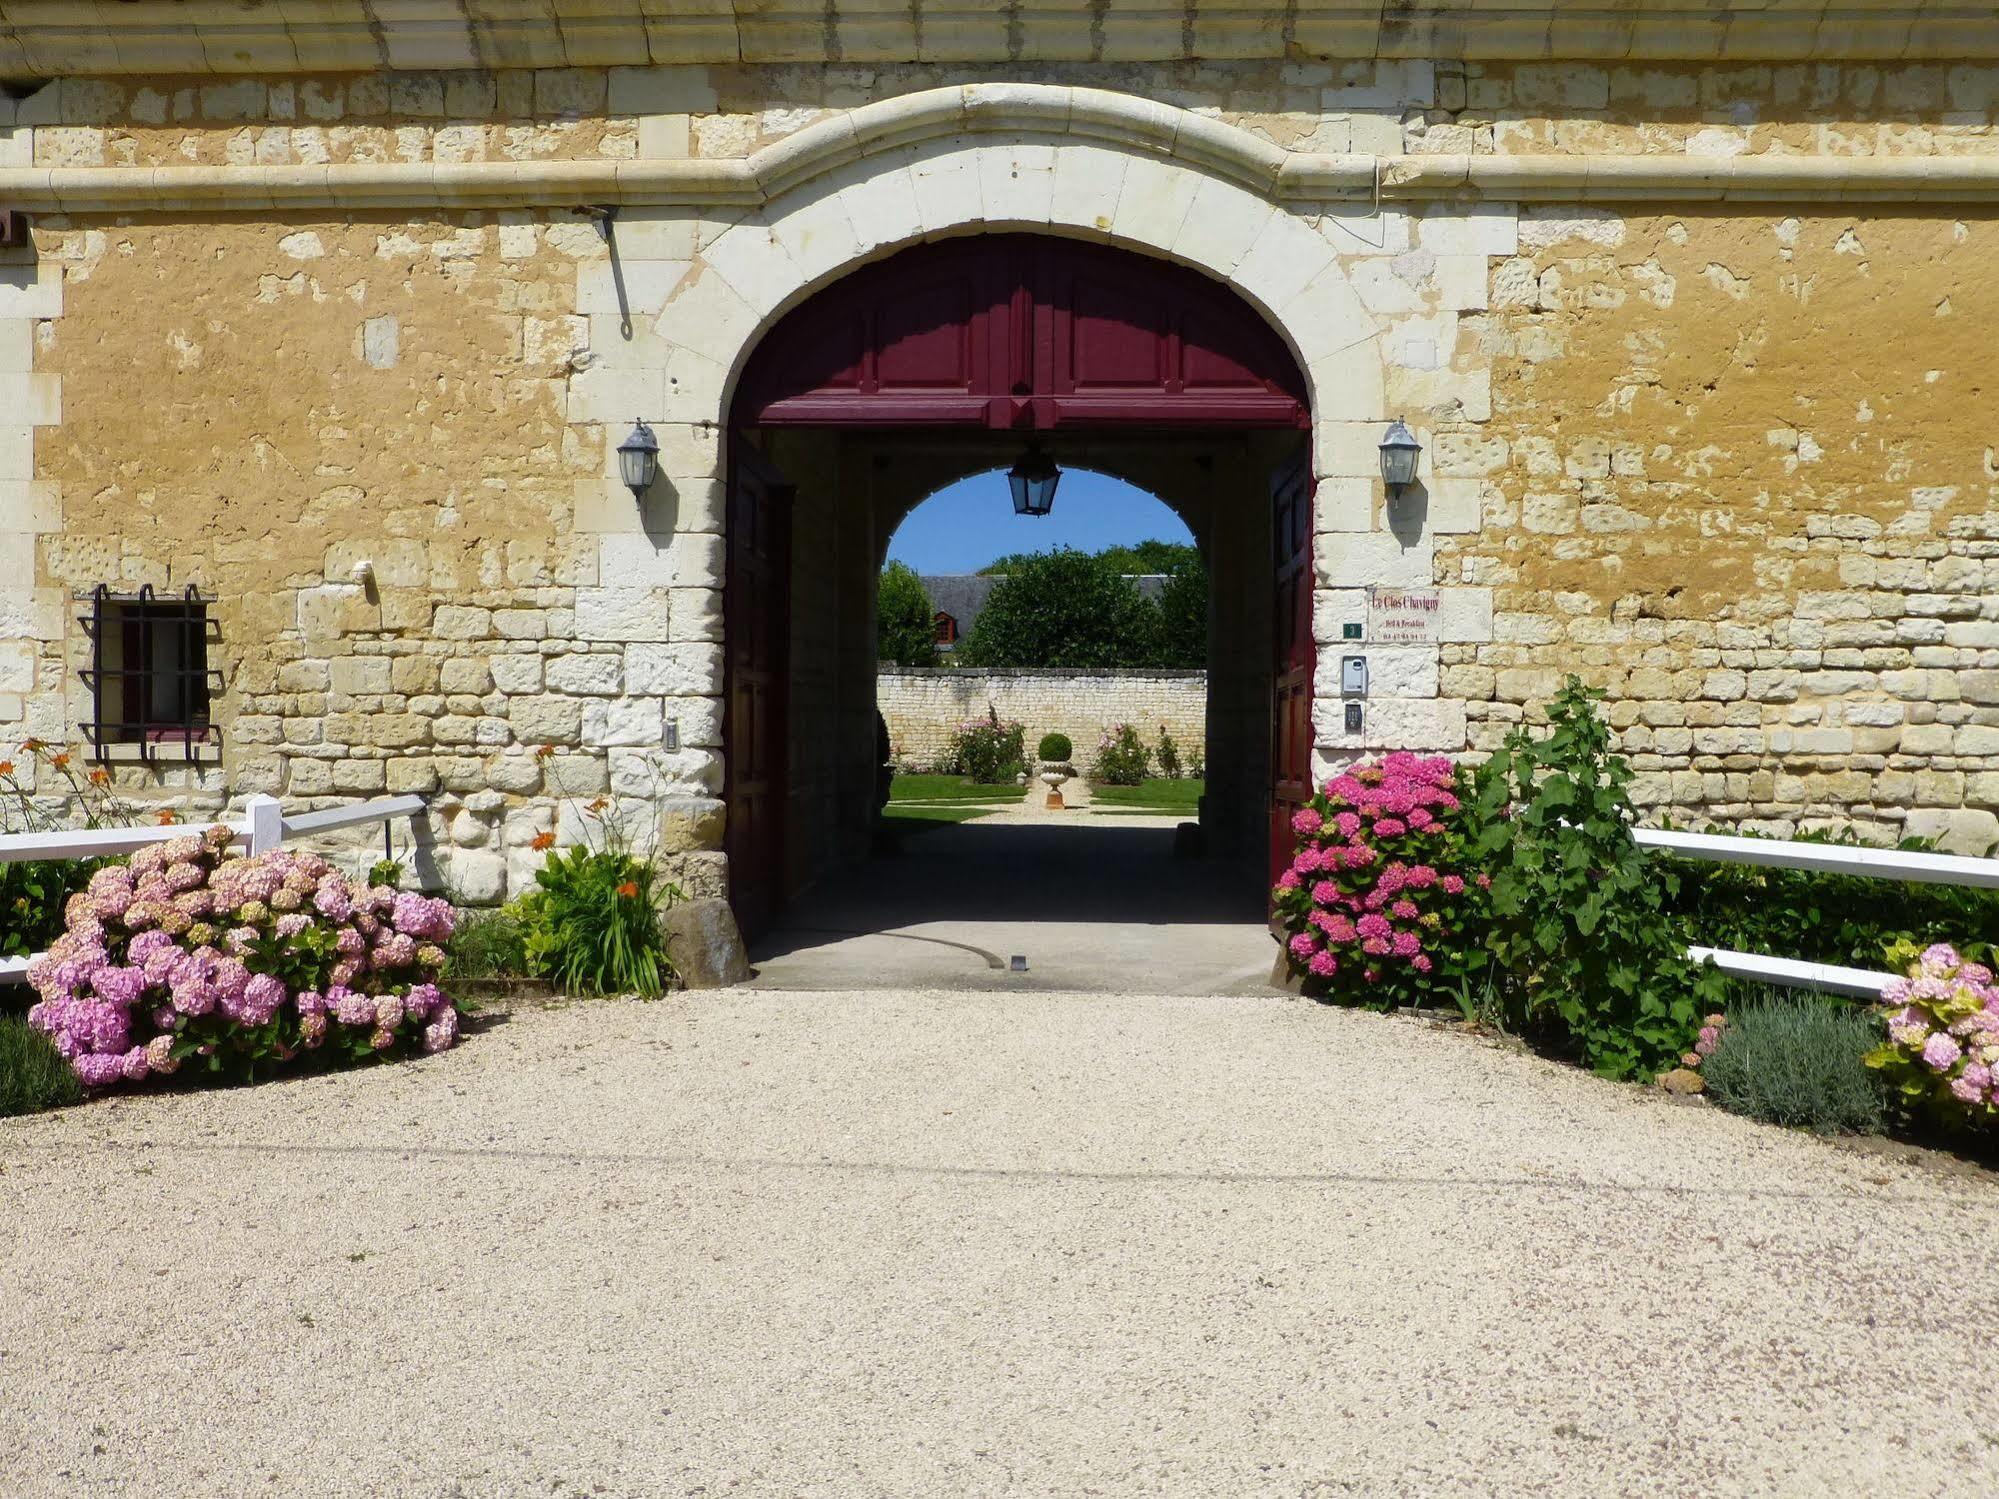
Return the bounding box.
[78,584,222,763]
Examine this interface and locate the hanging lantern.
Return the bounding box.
[617,419,660,499]
[1008,443,1060,517]
[1378,418,1422,496]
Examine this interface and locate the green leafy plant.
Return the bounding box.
[946,707,1026,784]
[1091,723,1150,787]
[517,846,675,997]
[1155,727,1182,780]
[1700,992,1887,1134]
[517,751,684,998]
[445,906,531,981]
[368,857,405,890]
[0,859,98,960]
[1664,835,1999,972]
[0,743,141,960]
[1472,677,1726,1080]
[1037,732,1073,765]
[0,1014,83,1117]
[876,560,939,668]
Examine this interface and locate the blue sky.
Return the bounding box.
[884,468,1192,573]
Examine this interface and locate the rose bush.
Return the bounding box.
[1271,752,1491,1009]
[946,707,1026,784]
[24,825,461,1091]
[1866,941,1999,1129]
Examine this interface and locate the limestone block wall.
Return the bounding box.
[1450,203,1999,851]
[0,46,1995,913]
[877,670,1209,775]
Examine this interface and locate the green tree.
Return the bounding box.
[957,548,1161,669]
[876,561,938,668]
[980,538,1199,578]
[1152,560,1207,667]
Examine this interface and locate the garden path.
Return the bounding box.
[2,990,1994,1495]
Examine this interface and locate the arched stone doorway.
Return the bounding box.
[724,233,1313,938]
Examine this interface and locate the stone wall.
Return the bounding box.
[878,669,1208,775]
[1,38,1997,917]
[1445,204,1999,850]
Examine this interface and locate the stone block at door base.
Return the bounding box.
[661,896,753,989]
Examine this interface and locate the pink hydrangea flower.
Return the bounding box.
[1923,1033,1963,1072]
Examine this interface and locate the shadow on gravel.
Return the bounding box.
[749,817,1275,992]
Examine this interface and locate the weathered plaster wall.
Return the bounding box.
[1452,205,1999,848]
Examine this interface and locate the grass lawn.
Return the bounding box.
[1090,778,1204,815]
[880,805,996,837]
[889,773,1022,804]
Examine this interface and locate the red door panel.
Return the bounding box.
[738,234,1306,429]
[723,445,793,942]
[1270,449,1315,893]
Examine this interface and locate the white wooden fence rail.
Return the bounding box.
[1634,827,1999,1000]
[0,793,426,986]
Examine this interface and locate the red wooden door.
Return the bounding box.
[727,234,1316,936]
[723,445,792,942]
[738,235,1307,431]
[1269,449,1316,890]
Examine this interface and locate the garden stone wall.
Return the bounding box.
[878,670,1208,775]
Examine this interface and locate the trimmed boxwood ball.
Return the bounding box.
[0,1014,83,1117]
[1037,733,1072,763]
[1702,993,1887,1135]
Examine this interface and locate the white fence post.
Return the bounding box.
[244,795,284,855]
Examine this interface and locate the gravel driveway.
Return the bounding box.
[3,989,1995,1497]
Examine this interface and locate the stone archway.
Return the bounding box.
[567,83,1494,916]
[719,231,1317,935]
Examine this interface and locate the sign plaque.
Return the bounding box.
[1365,587,1443,646]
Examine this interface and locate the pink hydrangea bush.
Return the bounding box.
[1271,752,1491,1008]
[24,824,461,1092]
[1865,941,1999,1127]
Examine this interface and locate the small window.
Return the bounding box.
[933,611,958,646]
[81,584,218,761]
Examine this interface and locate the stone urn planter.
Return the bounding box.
[1039,763,1074,809]
[1036,735,1076,809]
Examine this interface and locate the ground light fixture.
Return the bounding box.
[1378,417,1422,499]
[1008,442,1061,517]
[618,418,660,499]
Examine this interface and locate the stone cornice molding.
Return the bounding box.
[1,3,1992,72]
[6,84,1999,214]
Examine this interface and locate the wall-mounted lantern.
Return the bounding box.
[617,419,659,499]
[1008,442,1061,518]
[1378,417,1422,499]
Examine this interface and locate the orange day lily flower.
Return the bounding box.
[615,881,639,899]
[155,809,178,825]
[534,744,556,760]
[49,752,69,769]
[530,830,556,851]
[89,768,109,786]
[0,761,14,777]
